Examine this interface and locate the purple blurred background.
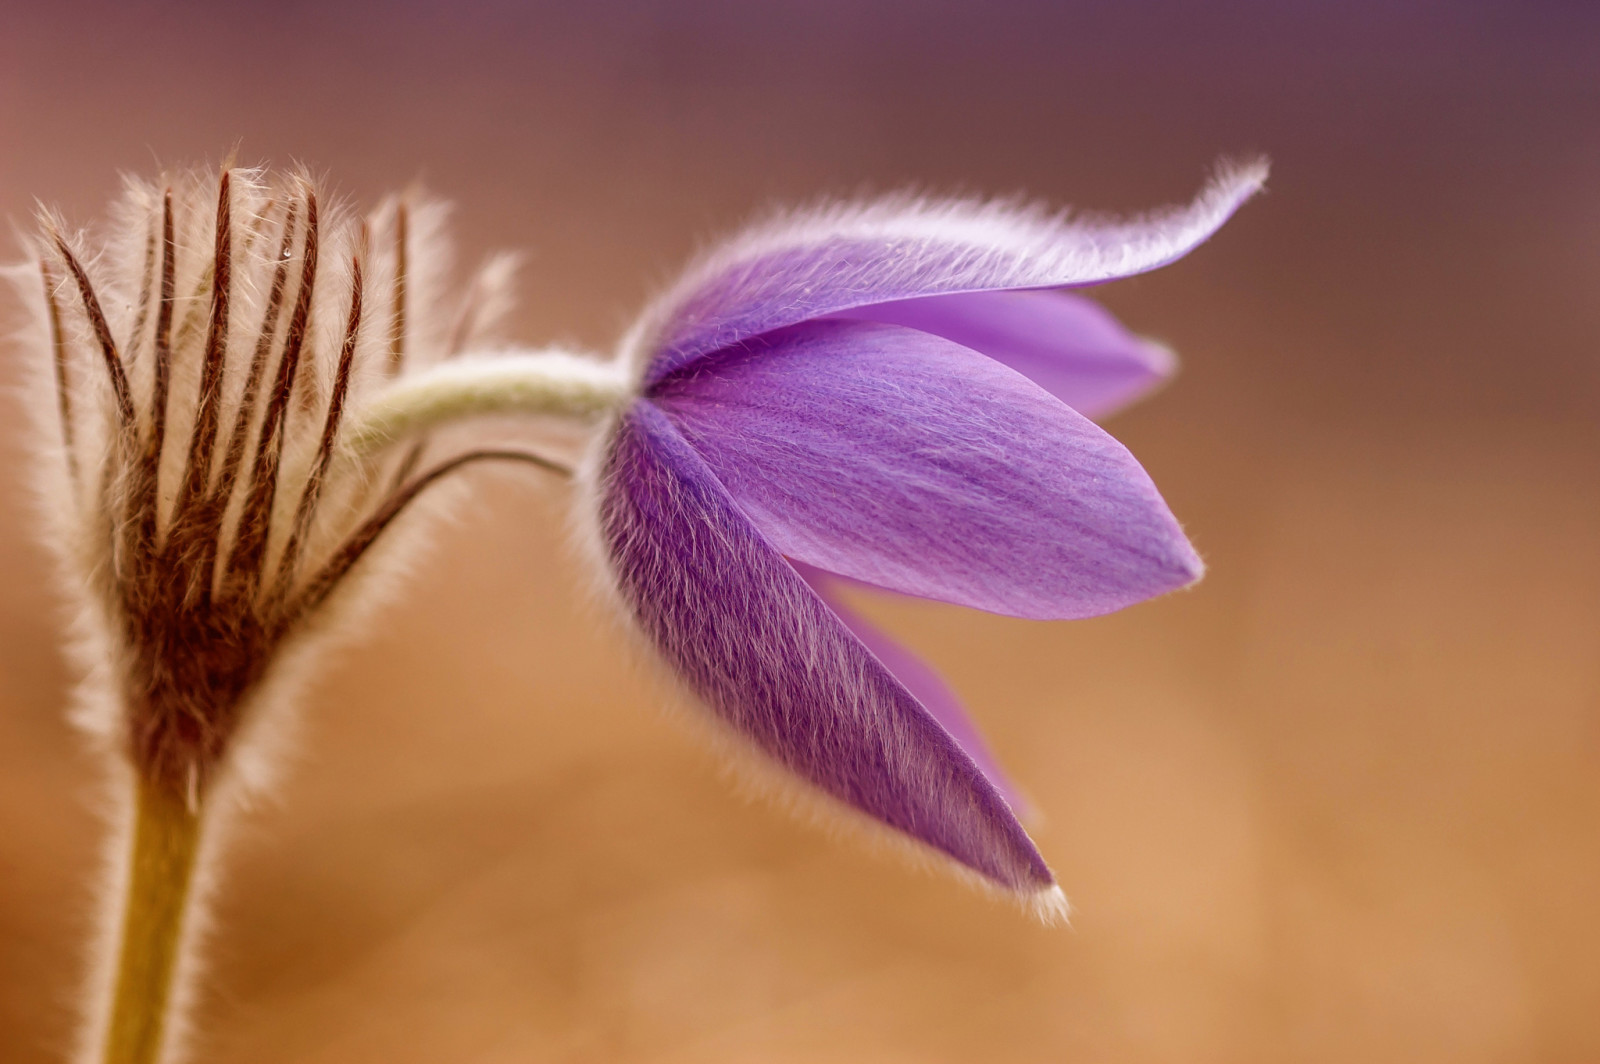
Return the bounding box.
[2,2,1598,1061]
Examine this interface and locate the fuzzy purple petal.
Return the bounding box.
[650,319,1202,620]
[792,561,1028,813]
[834,290,1175,420]
[598,400,1054,893]
[637,161,1265,386]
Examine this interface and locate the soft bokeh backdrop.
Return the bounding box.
[2,2,1598,1061]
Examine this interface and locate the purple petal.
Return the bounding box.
[597,400,1054,894]
[792,561,1029,814]
[834,290,1175,420]
[651,319,1202,620]
[634,160,1265,386]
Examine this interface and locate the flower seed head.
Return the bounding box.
[14,165,522,798]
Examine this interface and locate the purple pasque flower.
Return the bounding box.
[586,162,1266,916]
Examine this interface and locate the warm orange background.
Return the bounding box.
[2,3,1598,1062]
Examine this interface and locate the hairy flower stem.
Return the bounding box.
[344,352,628,456]
[102,776,202,1064]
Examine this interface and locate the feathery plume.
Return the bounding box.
[14,165,561,1064]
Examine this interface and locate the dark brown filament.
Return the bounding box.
[224,189,319,601]
[124,206,160,365]
[202,199,300,580]
[51,231,136,434]
[283,448,569,630]
[130,192,176,557]
[266,250,364,609]
[170,171,233,540]
[384,438,427,496]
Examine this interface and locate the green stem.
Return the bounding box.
[342,350,628,456]
[102,776,202,1064]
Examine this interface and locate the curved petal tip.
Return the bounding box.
[1178,536,1207,587]
[1140,336,1180,382]
[1105,154,1269,277]
[1210,156,1271,204]
[1184,157,1269,233]
[637,156,1269,383]
[1030,885,1073,927]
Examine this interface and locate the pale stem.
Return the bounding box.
[101,776,202,1064]
[342,350,630,457]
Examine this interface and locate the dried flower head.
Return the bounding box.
[21,165,549,798]
[11,164,557,1064]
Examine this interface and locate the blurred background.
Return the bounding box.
[2,1,1598,1061]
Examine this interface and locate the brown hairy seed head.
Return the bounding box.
[20,165,563,803]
